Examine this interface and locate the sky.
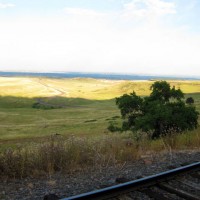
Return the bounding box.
[0,0,200,77]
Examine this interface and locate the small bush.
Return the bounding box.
[186,97,194,105]
[111,116,120,119]
[32,102,56,109]
[107,122,121,132]
[84,119,97,123]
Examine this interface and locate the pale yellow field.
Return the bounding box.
[0,77,200,99]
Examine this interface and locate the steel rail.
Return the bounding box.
[61,161,200,200]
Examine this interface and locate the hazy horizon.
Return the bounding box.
[0,70,199,79]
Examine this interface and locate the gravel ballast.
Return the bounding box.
[0,150,199,200]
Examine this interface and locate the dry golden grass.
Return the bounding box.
[0,128,199,178]
[0,77,200,99]
[0,134,141,178]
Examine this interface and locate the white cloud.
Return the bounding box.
[0,3,15,9]
[64,7,105,17]
[121,0,176,20]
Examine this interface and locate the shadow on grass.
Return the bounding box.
[0,95,116,109]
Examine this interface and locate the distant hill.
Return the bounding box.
[0,71,199,81]
[0,76,200,99]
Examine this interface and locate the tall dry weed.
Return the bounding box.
[1,129,199,178]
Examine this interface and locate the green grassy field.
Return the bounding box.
[0,77,200,177]
[0,77,200,149]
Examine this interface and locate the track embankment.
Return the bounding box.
[1,151,199,200]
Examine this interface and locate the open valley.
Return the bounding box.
[0,77,200,146]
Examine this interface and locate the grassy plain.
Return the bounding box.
[0,77,200,147]
[0,77,200,177]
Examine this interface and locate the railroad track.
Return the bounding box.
[58,162,200,200]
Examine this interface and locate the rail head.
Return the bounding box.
[61,161,200,200]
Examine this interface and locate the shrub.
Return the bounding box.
[186,97,194,105]
[116,81,199,139]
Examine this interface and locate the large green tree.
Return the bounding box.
[116,81,199,139]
